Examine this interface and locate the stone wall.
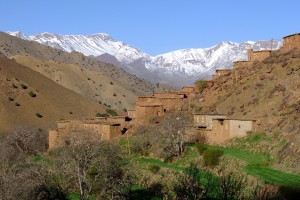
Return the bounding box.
[216,69,231,77]
[107,116,128,128]
[248,49,272,61]
[128,110,136,119]
[153,92,186,99]
[233,61,250,70]
[182,86,194,93]
[135,105,164,123]
[48,130,59,150]
[193,114,226,129]
[281,33,300,51]
[193,114,255,144]
[228,119,253,138]
[136,96,156,104]
[48,120,122,150]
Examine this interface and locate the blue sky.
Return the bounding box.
[1,0,299,55]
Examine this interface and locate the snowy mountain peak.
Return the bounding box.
[6,31,27,40]
[7,31,283,87]
[89,33,115,41]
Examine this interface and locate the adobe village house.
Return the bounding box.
[48,32,300,150]
[193,114,256,144]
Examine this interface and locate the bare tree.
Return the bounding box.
[51,131,125,200]
[217,169,246,200]
[0,160,48,200]
[131,112,193,160]
[158,111,192,159]
[0,125,47,163]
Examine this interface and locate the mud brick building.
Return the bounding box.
[193,113,255,144]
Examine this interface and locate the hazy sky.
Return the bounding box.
[1,0,299,55]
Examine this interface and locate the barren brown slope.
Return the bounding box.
[197,48,300,135]
[10,55,138,110]
[0,55,107,132]
[0,32,170,110]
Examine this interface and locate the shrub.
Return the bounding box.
[203,149,224,167]
[110,81,114,85]
[123,108,127,112]
[149,165,160,174]
[195,143,207,155]
[15,102,20,106]
[36,113,43,118]
[194,80,207,93]
[12,83,18,88]
[113,93,116,97]
[96,113,109,117]
[20,83,27,89]
[8,97,14,101]
[106,108,118,116]
[29,91,37,97]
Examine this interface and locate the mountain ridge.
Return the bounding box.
[7,31,283,87]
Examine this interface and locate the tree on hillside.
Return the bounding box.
[194,80,207,93]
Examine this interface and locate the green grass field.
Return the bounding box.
[206,145,300,188]
[245,165,300,187]
[137,157,185,171]
[206,145,269,165]
[123,139,300,188]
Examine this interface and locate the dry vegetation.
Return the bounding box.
[192,48,300,169]
[0,56,107,132]
[0,32,170,111]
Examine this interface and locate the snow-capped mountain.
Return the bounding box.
[7,31,282,87]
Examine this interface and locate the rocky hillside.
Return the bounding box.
[8,31,282,87]
[198,48,300,134]
[193,48,300,166]
[0,32,169,110]
[0,54,108,132]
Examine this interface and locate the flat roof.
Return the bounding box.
[137,96,155,98]
[216,69,231,71]
[233,60,249,63]
[252,50,272,53]
[193,113,226,116]
[154,91,187,95]
[213,118,256,122]
[83,122,121,125]
[85,117,106,120]
[108,116,127,119]
[283,33,300,39]
[136,104,163,107]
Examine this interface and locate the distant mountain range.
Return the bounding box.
[8,31,282,87]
